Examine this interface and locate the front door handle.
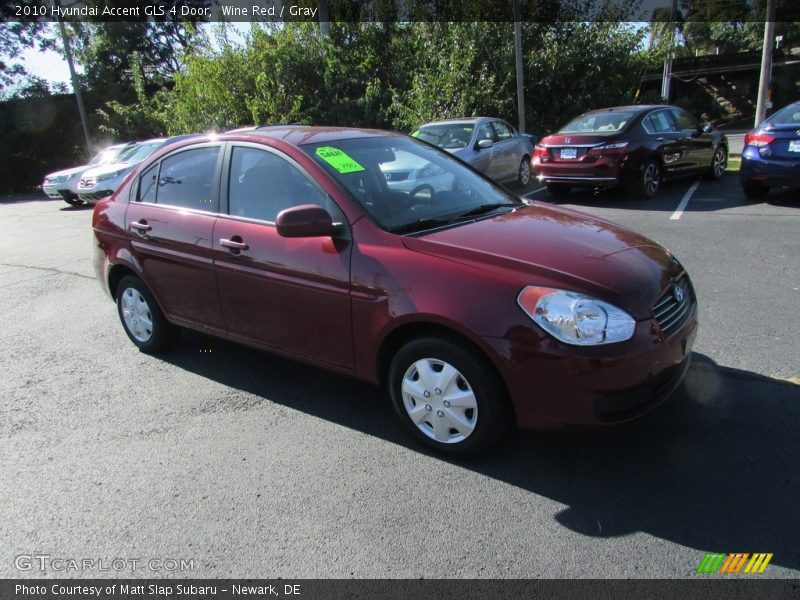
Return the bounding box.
[129,220,151,234]
[220,237,249,252]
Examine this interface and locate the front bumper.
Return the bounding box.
[78,189,114,204]
[491,307,698,429]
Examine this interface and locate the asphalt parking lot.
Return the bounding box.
[1,173,798,579]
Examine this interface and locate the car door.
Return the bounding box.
[642,109,690,175]
[671,108,714,170]
[469,122,498,177]
[213,143,354,369]
[488,120,518,181]
[126,143,226,332]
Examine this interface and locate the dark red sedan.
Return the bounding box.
[532,104,728,198]
[93,126,697,455]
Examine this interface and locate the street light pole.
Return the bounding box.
[754,0,775,127]
[513,0,525,133]
[55,0,92,157]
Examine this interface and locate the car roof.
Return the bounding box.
[582,105,669,116]
[222,125,403,146]
[418,117,493,128]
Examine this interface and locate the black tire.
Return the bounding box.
[546,183,572,197]
[517,156,532,187]
[627,159,661,198]
[743,182,769,200]
[388,337,512,456]
[705,146,727,180]
[62,195,83,207]
[115,275,176,353]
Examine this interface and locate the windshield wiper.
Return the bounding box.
[388,217,457,235]
[457,202,520,218]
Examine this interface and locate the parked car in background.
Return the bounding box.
[531,105,728,198]
[412,117,537,187]
[739,100,800,199]
[42,142,135,206]
[93,126,696,456]
[77,139,165,204]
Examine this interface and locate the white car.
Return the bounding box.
[42,143,135,206]
[77,139,166,204]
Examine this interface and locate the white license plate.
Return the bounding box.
[560,148,578,159]
[789,140,800,152]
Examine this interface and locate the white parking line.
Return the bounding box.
[669,181,700,220]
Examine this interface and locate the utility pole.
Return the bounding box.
[661,0,678,102]
[754,0,775,127]
[513,0,525,133]
[318,0,329,37]
[55,0,92,157]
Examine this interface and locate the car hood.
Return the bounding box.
[45,165,91,179]
[401,203,683,319]
[82,161,136,178]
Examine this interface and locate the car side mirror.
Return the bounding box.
[476,138,493,150]
[276,204,336,238]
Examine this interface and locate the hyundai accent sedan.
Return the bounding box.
[92,126,697,455]
[532,105,727,198]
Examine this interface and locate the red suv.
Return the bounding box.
[93,126,697,455]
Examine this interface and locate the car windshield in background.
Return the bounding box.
[412,124,475,149]
[768,103,800,125]
[302,136,521,234]
[559,111,636,134]
[118,142,162,164]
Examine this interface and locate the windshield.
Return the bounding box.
[302,136,522,234]
[412,124,475,149]
[118,142,162,164]
[88,145,132,166]
[559,111,636,134]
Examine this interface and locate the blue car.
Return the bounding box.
[740,101,800,199]
[412,117,538,187]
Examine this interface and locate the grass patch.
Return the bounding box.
[726,156,741,173]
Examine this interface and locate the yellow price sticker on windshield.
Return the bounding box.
[315,146,365,174]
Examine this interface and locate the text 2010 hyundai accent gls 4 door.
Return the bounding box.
[93,126,697,456]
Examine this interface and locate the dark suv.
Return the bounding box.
[531,105,728,198]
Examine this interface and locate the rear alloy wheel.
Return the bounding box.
[546,183,572,197]
[743,182,769,200]
[116,275,176,353]
[630,159,661,198]
[388,337,511,456]
[517,157,532,187]
[706,146,727,180]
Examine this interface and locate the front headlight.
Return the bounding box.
[517,286,636,346]
[96,170,124,183]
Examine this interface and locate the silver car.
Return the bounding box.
[77,139,166,204]
[412,117,538,187]
[42,143,135,206]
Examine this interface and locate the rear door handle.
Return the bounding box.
[220,238,249,251]
[656,137,665,142]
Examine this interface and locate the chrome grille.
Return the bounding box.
[653,277,694,337]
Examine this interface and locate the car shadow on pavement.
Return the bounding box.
[160,333,800,570]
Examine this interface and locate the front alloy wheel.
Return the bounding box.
[388,337,511,456]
